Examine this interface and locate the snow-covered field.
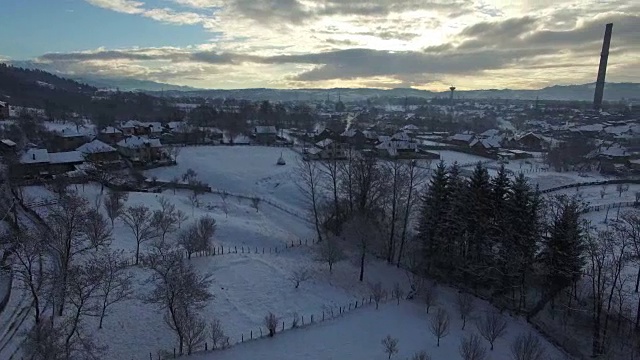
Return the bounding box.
[6,146,586,360]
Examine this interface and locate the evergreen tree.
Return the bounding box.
[490,165,512,290]
[442,162,466,276]
[464,162,493,285]
[417,161,449,275]
[505,175,540,310]
[538,196,586,311]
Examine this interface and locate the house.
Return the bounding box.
[341,129,367,148]
[514,132,546,150]
[48,151,85,175]
[0,139,17,154]
[116,136,163,162]
[306,138,349,160]
[76,139,120,163]
[469,137,502,154]
[120,120,142,136]
[0,101,9,119]
[253,126,277,145]
[13,148,50,178]
[98,127,124,144]
[628,158,640,172]
[449,133,475,147]
[376,137,419,158]
[52,129,88,151]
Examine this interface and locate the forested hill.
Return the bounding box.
[0,64,184,123]
[0,64,96,114]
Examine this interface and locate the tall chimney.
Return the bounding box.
[593,23,613,111]
[449,86,456,104]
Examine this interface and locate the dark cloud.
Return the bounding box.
[38,49,190,62]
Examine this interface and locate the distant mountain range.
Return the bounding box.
[3,61,639,102]
[82,77,639,102]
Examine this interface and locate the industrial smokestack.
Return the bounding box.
[593,23,613,111]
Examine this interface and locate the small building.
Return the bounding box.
[13,148,50,178]
[629,158,640,172]
[253,126,277,145]
[76,139,120,163]
[48,151,85,175]
[469,137,501,155]
[449,133,475,147]
[52,129,88,151]
[341,129,367,149]
[0,139,17,154]
[0,101,9,119]
[116,136,163,162]
[306,138,349,160]
[98,127,124,144]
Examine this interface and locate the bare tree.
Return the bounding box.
[170,176,180,194]
[93,250,133,329]
[179,216,216,259]
[182,312,207,355]
[144,251,213,355]
[291,312,300,328]
[188,191,200,216]
[459,333,487,360]
[392,282,405,305]
[616,183,629,197]
[219,191,230,218]
[182,168,198,184]
[251,196,260,212]
[430,308,450,347]
[122,205,156,265]
[457,292,475,330]
[587,228,629,355]
[265,312,278,337]
[83,207,112,249]
[397,160,425,267]
[296,158,324,242]
[405,247,424,299]
[635,192,640,204]
[343,213,380,282]
[210,318,230,350]
[476,311,508,350]
[510,332,546,360]
[151,197,178,243]
[104,190,128,227]
[381,335,399,359]
[166,145,181,162]
[600,185,607,199]
[5,229,48,324]
[370,281,387,310]
[289,267,312,289]
[424,283,438,314]
[382,159,408,264]
[315,235,345,273]
[45,192,94,316]
[411,351,432,360]
[175,209,188,229]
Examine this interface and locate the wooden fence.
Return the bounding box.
[144,285,398,359]
[540,178,640,194]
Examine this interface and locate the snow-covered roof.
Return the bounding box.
[599,145,628,158]
[101,126,122,134]
[254,126,277,134]
[146,122,163,132]
[306,147,322,155]
[401,124,419,131]
[121,120,142,128]
[391,132,411,141]
[570,124,604,133]
[20,148,49,164]
[450,133,475,142]
[232,134,251,144]
[76,139,117,154]
[49,151,84,164]
[117,136,162,149]
[1,139,16,147]
[316,138,334,148]
[480,129,501,137]
[341,129,362,137]
[470,137,501,149]
[56,128,85,138]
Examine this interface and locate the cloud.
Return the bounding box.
[85,0,144,14]
[84,0,217,27]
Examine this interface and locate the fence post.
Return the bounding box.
[242,333,244,342]
[355,300,358,308]
[302,315,304,325]
[242,246,244,253]
[263,247,264,254]
[255,247,258,253]
[322,311,324,321]
[251,330,253,340]
[282,321,285,331]
[259,328,262,337]
[235,246,237,253]
[299,239,302,245]
[311,315,313,323]
[150,352,152,360]
[205,342,208,351]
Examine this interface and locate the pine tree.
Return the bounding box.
[464,162,493,286]
[505,175,540,310]
[417,161,449,275]
[537,196,586,314]
[442,162,466,276]
[490,165,512,290]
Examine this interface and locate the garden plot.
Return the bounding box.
[144,146,307,212]
[548,183,640,208]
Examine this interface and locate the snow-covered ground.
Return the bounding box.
[144,146,307,212]
[8,146,593,360]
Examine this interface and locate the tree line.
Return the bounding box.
[298,153,640,358]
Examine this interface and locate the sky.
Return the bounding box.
[0,0,639,90]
